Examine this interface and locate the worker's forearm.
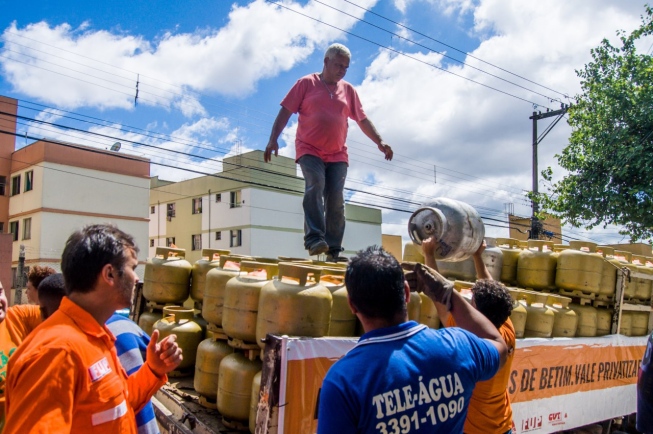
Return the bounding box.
[358,118,385,146]
[472,254,492,280]
[268,107,292,142]
[424,254,438,271]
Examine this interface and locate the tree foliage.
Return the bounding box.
[537,6,653,242]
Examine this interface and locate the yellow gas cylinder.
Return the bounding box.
[596,246,620,302]
[154,306,204,372]
[138,306,163,336]
[191,249,231,303]
[522,291,555,338]
[403,242,424,264]
[436,257,476,281]
[278,256,312,263]
[256,263,333,350]
[614,251,638,300]
[218,351,262,427]
[632,256,653,301]
[320,268,356,337]
[407,290,422,322]
[631,311,650,336]
[546,295,578,338]
[569,303,598,337]
[516,240,557,291]
[312,260,348,269]
[194,331,234,408]
[506,288,527,339]
[481,237,504,281]
[222,261,279,344]
[596,308,613,336]
[249,370,262,434]
[619,311,633,336]
[143,247,192,304]
[496,238,521,285]
[418,293,440,329]
[202,255,247,328]
[556,241,604,297]
[453,280,475,291]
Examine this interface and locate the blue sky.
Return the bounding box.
[0,0,649,245]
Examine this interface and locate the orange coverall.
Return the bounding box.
[447,316,516,434]
[0,305,41,428]
[5,297,166,433]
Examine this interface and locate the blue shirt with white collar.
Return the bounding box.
[317,321,499,434]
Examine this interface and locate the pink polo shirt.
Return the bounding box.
[281,73,367,164]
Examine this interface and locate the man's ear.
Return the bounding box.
[404,281,411,303]
[347,294,358,315]
[101,264,115,285]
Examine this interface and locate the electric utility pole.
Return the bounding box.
[528,104,570,239]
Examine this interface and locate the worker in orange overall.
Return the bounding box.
[422,238,516,434]
[5,224,183,433]
[0,280,42,431]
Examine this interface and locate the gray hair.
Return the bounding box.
[325,43,351,60]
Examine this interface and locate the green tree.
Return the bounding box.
[535,5,653,241]
[537,6,653,242]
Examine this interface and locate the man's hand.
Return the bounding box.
[146,329,183,377]
[378,142,393,161]
[264,140,279,163]
[403,263,454,310]
[420,237,439,270]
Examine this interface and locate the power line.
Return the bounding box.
[265,0,556,109]
[311,0,565,104]
[341,0,574,102]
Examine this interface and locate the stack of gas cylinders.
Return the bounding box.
[142,248,440,432]
[404,237,653,339]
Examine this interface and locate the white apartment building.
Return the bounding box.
[6,138,151,293]
[149,151,383,262]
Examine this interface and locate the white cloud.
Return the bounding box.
[340,0,645,245]
[0,0,379,114]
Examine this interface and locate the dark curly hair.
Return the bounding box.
[471,279,513,328]
[27,266,56,288]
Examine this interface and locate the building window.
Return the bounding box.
[0,176,6,196]
[150,206,155,214]
[215,193,222,203]
[24,171,33,192]
[166,237,176,247]
[230,190,241,208]
[192,198,202,214]
[230,229,242,247]
[150,239,155,247]
[215,231,221,241]
[0,222,3,232]
[11,175,20,196]
[22,218,31,240]
[9,221,18,241]
[11,267,17,289]
[166,203,176,219]
[192,234,202,251]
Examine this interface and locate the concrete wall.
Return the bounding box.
[0,97,17,233]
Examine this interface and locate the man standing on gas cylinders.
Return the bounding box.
[264,43,393,261]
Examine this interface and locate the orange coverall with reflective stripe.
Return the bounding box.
[5,297,167,433]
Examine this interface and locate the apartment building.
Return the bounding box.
[0,97,151,301]
[149,150,383,262]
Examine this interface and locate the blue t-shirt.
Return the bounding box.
[638,331,653,433]
[317,321,500,434]
[106,314,160,434]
